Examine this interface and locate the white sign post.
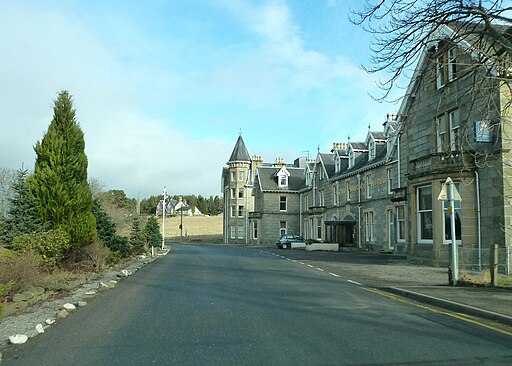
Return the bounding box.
[438,177,461,286]
[162,186,168,250]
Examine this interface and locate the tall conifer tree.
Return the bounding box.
[28,91,97,249]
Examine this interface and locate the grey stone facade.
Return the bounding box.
[221,23,512,271]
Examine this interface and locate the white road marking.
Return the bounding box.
[329,272,340,277]
[315,268,324,272]
[347,279,362,286]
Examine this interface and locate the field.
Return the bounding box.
[160,215,223,243]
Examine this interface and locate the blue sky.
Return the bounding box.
[0,0,399,199]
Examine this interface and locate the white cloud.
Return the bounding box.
[0,0,389,200]
[0,2,229,199]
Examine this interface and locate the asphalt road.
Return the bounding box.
[3,244,512,365]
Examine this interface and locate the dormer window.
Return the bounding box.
[279,175,287,187]
[335,156,340,173]
[348,149,355,169]
[277,166,290,188]
[369,140,376,161]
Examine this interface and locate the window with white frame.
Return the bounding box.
[231,188,236,199]
[369,140,376,160]
[238,205,244,217]
[237,225,244,239]
[280,196,287,211]
[280,221,287,237]
[436,54,445,89]
[443,182,462,244]
[230,205,236,217]
[396,205,406,242]
[319,190,324,206]
[333,183,338,206]
[279,175,288,187]
[231,172,236,182]
[417,185,433,242]
[335,156,340,173]
[449,109,460,151]
[436,114,447,153]
[303,194,308,210]
[238,171,244,182]
[387,169,393,195]
[346,180,350,201]
[366,174,372,199]
[230,226,235,239]
[238,188,244,199]
[348,150,355,168]
[448,47,457,82]
[252,221,258,240]
[364,211,374,242]
[316,218,322,240]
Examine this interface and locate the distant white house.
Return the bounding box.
[156,196,203,217]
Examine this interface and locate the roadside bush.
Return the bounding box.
[12,229,71,271]
[83,242,110,271]
[0,248,43,298]
[109,235,130,258]
[108,250,123,264]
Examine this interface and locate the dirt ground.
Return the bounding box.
[160,215,223,243]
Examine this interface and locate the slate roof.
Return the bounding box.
[344,144,387,176]
[256,166,306,192]
[228,135,251,163]
[349,142,368,151]
[318,153,335,179]
[370,131,387,141]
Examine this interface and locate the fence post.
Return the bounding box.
[491,244,499,287]
[507,246,510,276]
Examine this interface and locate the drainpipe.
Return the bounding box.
[475,170,482,270]
[224,187,228,244]
[245,180,249,245]
[397,133,401,189]
[299,193,303,237]
[357,173,362,248]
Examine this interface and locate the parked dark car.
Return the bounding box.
[276,234,304,249]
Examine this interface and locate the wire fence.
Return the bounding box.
[457,247,511,275]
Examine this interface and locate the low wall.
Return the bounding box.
[291,242,306,249]
[306,243,339,252]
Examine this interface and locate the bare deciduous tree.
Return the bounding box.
[351,0,512,101]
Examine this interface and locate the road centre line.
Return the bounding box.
[329,272,340,277]
[316,268,324,272]
[307,264,314,268]
[363,287,512,337]
[347,279,362,286]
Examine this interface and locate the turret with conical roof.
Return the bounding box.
[222,135,254,245]
[228,135,251,163]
